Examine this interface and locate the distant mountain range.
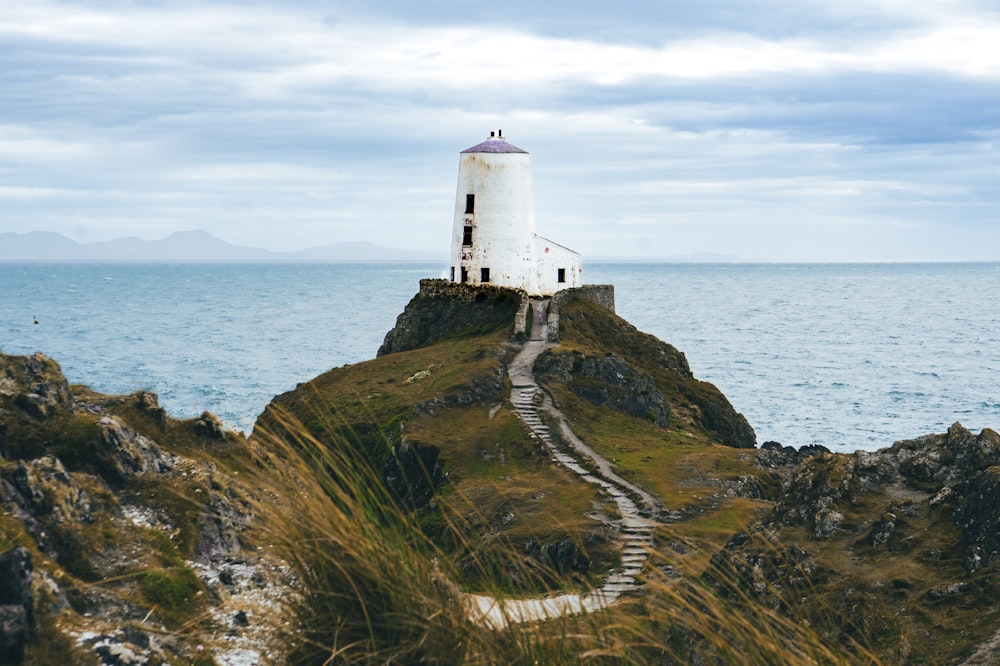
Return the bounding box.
[0,230,748,263]
[0,230,446,263]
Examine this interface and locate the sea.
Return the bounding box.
[2,262,998,453]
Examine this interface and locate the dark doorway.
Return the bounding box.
[481,267,490,283]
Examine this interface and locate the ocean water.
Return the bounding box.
[1,262,998,452]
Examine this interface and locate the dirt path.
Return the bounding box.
[464,299,660,628]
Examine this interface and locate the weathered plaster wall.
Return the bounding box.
[534,236,583,296]
[450,147,537,293]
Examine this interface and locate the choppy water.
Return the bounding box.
[2,262,998,452]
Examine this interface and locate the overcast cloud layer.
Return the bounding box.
[2,0,999,260]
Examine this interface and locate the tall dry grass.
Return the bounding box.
[249,407,876,665]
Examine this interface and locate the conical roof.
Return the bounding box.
[461,135,528,154]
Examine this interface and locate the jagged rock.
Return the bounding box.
[96,415,173,484]
[0,352,74,421]
[757,441,831,470]
[134,390,167,429]
[34,571,69,615]
[0,351,294,663]
[813,497,844,539]
[3,456,93,526]
[708,420,1000,664]
[952,464,1000,572]
[547,298,756,448]
[194,411,227,441]
[892,423,1000,572]
[534,342,758,449]
[0,546,34,664]
[94,641,143,666]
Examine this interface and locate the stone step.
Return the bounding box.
[603,583,639,594]
[502,346,666,619]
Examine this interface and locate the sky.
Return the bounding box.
[2,0,999,261]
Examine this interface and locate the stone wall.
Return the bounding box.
[546,284,616,341]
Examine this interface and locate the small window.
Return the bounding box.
[463,225,473,246]
[460,266,468,283]
[481,267,490,283]
[465,194,475,214]
[557,268,566,283]
[450,266,455,281]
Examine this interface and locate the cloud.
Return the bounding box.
[1,0,998,259]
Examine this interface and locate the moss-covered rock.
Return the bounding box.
[377,279,525,355]
[707,422,1000,662]
[0,350,295,665]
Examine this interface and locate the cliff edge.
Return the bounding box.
[0,351,298,665]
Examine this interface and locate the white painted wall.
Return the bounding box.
[449,132,581,296]
[534,236,583,296]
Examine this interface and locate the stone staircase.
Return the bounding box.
[508,384,655,595]
[464,299,660,628]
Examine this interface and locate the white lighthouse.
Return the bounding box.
[449,130,582,296]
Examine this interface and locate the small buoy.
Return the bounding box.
[33,316,38,325]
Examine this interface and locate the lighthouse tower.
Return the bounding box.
[449,130,581,296]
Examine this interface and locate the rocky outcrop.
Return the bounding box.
[95,415,174,483]
[378,279,525,356]
[0,350,293,665]
[194,410,227,441]
[0,547,34,664]
[542,297,756,449]
[0,353,75,422]
[764,423,1000,568]
[706,423,1000,659]
[535,351,671,427]
[687,382,757,450]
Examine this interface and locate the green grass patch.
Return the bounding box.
[139,566,204,625]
